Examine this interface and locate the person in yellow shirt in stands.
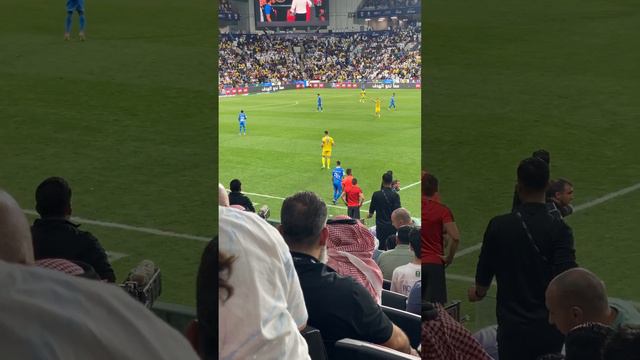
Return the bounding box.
[321,130,335,169]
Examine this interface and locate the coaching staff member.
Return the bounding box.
[469,157,577,360]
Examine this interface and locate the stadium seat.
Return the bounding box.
[333,338,418,359]
[381,305,421,349]
[383,279,391,290]
[444,300,462,322]
[381,289,407,310]
[301,325,328,360]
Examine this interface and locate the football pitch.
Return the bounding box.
[424,0,640,329]
[1,0,215,306]
[218,88,422,222]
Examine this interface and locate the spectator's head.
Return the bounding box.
[548,178,574,207]
[422,173,438,197]
[517,157,550,199]
[398,225,420,259]
[382,172,393,186]
[532,149,551,165]
[35,177,72,218]
[218,183,229,207]
[187,239,222,360]
[346,168,352,176]
[564,322,615,360]
[0,190,34,265]
[545,268,610,335]
[229,179,242,193]
[326,215,383,303]
[391,208,412,229]
[279,191,328,261]
[602,325,640,360]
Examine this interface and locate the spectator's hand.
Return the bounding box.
[441,254,454,267]
[468,286,483,302]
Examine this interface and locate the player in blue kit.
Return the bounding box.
[331,161,345,204]
[64,0,86,41]
[317,94,323,112]
[238,110,247,135]
[389,93,396,110]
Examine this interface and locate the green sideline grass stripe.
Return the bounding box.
[454,181,640,259]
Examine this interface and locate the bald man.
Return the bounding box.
[0,190,34,265]
[386,207,413,250]
[546,268,640,335]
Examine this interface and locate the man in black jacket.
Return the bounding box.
[368,172,401,250]
[228,179,255,212]
[30,177,115,282]
[469,157,577,360]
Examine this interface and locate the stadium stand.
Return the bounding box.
[358,0,421,11]
[218,25,421,87]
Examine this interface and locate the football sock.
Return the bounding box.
[327,159,331,168]
[322,158,325,168]
[65,12,73,33]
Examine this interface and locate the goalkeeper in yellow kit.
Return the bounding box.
[321,130,335,169]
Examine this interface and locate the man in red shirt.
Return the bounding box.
[341,178,364,219]
[422,173,460,304]
[341,168,353,194]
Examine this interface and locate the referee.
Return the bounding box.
[290,0,312,21]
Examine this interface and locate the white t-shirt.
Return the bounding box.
[390,262,421,296]
[290,0,312,14]
[219,206,310,360]
[0,260,199,360]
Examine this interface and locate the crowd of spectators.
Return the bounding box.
[219,0,234,14]
[218,25,421,86]
[359,0,421,10]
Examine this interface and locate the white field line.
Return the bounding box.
[244,180,421,213]
[455,181,640,259]
[106,251,129,262]
[361,180,421,206]
[242,191,361,212]
[22,210,210,242]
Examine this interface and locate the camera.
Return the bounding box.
[120,260,162,308]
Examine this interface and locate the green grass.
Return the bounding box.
[219,89,421,222]
[0,0,217,306]
[424,0,640,329]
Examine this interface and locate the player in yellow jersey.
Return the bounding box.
[360,89,366,103]
[321,130,335,169]
[375,97,381,118]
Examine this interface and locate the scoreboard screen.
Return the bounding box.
[254,0,329,28]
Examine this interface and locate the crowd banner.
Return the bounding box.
[220,81,421,96]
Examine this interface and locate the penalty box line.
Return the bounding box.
[455,181,640,259]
